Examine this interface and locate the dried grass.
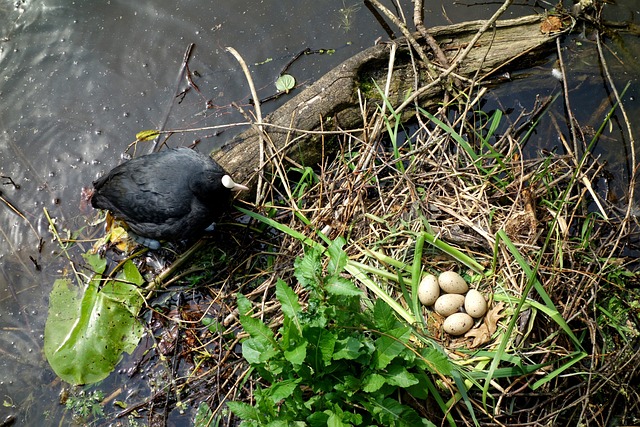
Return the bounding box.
[140,10,640,427]
[186,90,640,426]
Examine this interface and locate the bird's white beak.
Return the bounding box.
[222,175,249,191]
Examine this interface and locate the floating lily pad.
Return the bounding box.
[44,253,145,385]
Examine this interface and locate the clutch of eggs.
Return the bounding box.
[418,271,489,335]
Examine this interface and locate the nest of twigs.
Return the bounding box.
[155,92,640,427]
[111,6,640,426]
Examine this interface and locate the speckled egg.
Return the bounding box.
[438,271,468,294]
[443,312,474,335]
[464,289,488,318]
[434,294,465,316]
[418,274,440,306]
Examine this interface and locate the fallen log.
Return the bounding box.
[213,14,564,189]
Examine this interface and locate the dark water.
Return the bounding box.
[1,0,639,425]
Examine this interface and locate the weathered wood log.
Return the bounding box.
[213,15,562,189]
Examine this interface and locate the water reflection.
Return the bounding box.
[1,0,426,424]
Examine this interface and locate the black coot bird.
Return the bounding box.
[91,147,248,249]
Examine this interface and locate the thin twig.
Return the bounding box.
[413,0,451,68]
[595,30,637,257]
[393,0,514,117]
[365,0,435,74]
[556,37,580,157]
[226,46,266,206]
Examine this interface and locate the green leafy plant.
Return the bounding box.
[65,389,105,422]
[194,401,214,427]
[228,238,447,426]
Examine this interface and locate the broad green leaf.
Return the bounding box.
[383,364,419,387]
[332,336,362,360]
[268,379,300,403]
[281,315,306,366]
[338,374,361,392]
[369,397,404,424]
[327,411,347,427]
[284,340,307,366]
[44,262,144,385]
[325,276,361,296]
[119,259,144,286]
[374,327,411,369]
[362,373,385,392]
[266,421,296,427]
[305,328,336,370]
[82,252,107,274]
[308,412,330,426]
[242,338,277,365]
[317,330,336,366]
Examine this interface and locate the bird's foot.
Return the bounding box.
[129,231,162,250]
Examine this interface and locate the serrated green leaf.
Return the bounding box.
[420,346,452,376]
[276,280,302,333]
[294,248,322,289]
[325,276,361,296]
[240,314,275,345]
[374,327,411,369]
[237,293,253,316]
[327,236,347,274]
[372,298,400,331]
[135,129,160,141]
[227,400,261,422]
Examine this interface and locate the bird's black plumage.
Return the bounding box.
[91,147,247,248]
